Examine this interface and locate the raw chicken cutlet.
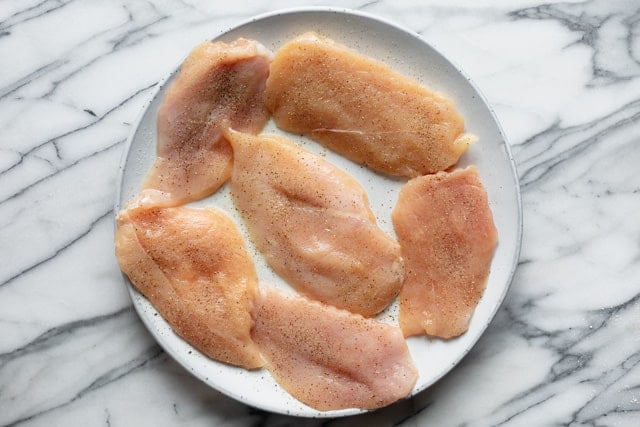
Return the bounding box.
[227,129,404,317]
[392,166,498,338]
[264,32,475,177]
[142,38,272,205]
[252,286,418,411]
[115,190,263,369]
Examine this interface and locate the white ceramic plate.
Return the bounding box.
[115,7,522,418]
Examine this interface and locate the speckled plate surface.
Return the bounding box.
[115,7,522,418]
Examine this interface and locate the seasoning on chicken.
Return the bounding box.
[227,129,404,317]
[115,190,263,369]
[142,38,272,205]
[392,166,498,338]
[265,32,475,177]
[252,286,417,411]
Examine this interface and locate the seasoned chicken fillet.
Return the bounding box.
[265,32,474,177]
[115,190,263,369]
[252,286,418,411]
[227,129,404,317]
[392,167,498,338]
[142,38,272,205]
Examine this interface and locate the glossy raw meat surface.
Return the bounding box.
[392,167,498,338]
[227,129,404,317]
[252,286,418,411]
[115,190,263,369]
[265,32,474,177]
[142,38,271,205]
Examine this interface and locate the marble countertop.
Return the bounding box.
[1,0,639,425]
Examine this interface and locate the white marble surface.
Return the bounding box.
[1,0,639,425]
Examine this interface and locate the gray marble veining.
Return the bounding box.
[1,0,639,426]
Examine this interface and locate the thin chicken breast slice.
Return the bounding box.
[227,129,404,317]
[115,190,263,369]
[252,286,418,411]
[265,32,475,177]
[142,38,272,205]
[392,166,498,338]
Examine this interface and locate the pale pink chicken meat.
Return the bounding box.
[115,190,263,369]
[392,166,498,339]
[142,38,272,205]
[265,32,475,177]
[227,129,404,317]
[252,286,418,411]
